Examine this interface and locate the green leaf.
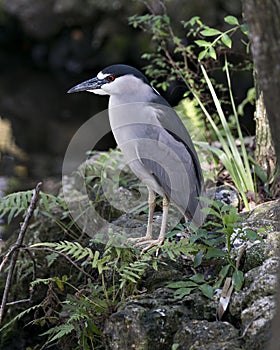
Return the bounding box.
[213,264,231,289]
[219,264,231,279]
[167,281,198,289]
[92,250,100,268]
[232,269,244,291]
[199,197,223,210]
[7,207,17,224]
[198,49,207,60]
[202,208,222,219]
[174,287,193,299]
[208,46,217,60]
[254,164,268,183]
[0,304,40,333]
[244,229,264,242]
[152,259,158,271]
[200,28,221,36]
[41,324,75,343]
[203,236,225,247]
[195,40,210,47]
[221,33,232,48]
[224,16,239,25]
[200,62,254,210]
[205,247,225,259]
[46,253,59,267]
[199,284,214,299]
[240,24,249,35]
[223,211,238,226]
[190,273,205,284]
[31,242,57,248]
[62,275,68,282]
[54,277,64,291]
[194,249,204,267]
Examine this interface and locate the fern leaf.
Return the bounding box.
[31,242,57,248]
[41,324,75,343]
[30,277,54,287]
[67,242,80,256]
[122,268,142,280]
[0,304,40,333]
[58,241,72,254]
[7,207,18,224]
[119,260,149,288]
[0,190,68,223]
[77,247,92,261]
[40,192,51,212]
[0,190,33,222]
[31,241,94,263]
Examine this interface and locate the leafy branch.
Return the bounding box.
[194,15,249,60]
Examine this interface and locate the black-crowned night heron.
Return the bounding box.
[68,64,204,251]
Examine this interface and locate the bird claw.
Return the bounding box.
[127,235,152,244]
[127,235,165,253]
[128,238,164,254]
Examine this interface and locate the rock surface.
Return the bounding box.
[103,200,280,350]
[60,150,280,349]
[104,289,221,350]
[19,149,279,349]
[230,257,278,349]
[173,320,241,350]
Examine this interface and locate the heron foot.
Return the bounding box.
[127,235,152,244]
[127,236,165,253]
[138,238,165,253]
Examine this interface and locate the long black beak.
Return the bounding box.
[67,77,103,94]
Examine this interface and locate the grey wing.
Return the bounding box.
[112,100,205,226]
[149,97,204,187]
[136,106,204,225]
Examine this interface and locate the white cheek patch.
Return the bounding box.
[101,77,121,92]
[97,71,110,80]
[87,89,109,95]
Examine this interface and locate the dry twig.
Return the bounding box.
[0,182,42,325]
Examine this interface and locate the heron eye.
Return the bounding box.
[107,75,115,82]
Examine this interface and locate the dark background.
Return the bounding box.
[0,0,249,183]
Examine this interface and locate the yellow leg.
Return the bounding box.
[146,189,157,239]
[127,188,156,243]
[136,195,170,253]
[157,195,170,241]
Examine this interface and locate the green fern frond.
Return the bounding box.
[40,192,68,213]
[30,277,55,287]
[0,304,40,333]
[0,190,33,223]
[156,238,197,261]
[0,190,67,223]
[67,312,88,323]
[119,260,149,288]
[31,241,94,261]
[41,324,75,343]
[31,241,113,276]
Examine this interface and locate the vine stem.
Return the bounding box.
[0,182,42,325]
